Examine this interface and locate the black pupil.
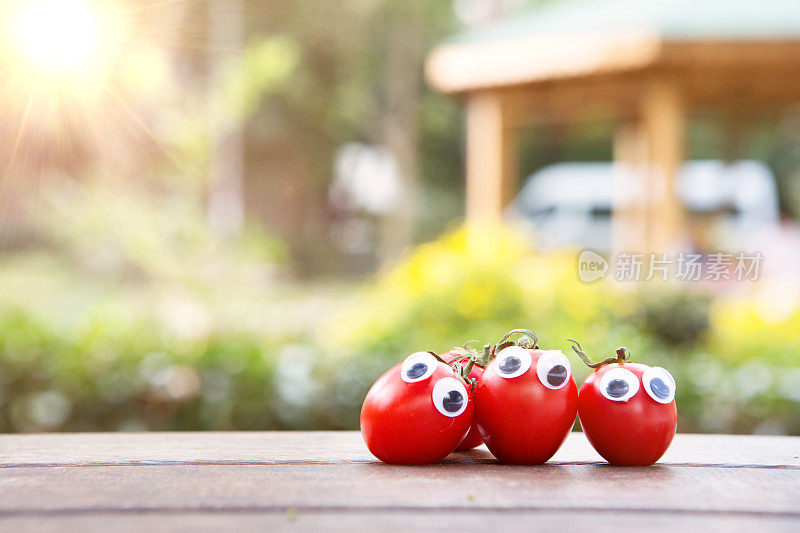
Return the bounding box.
[499,356,522,374]
[442,390,464,412]
[547,365,568,386]
[650,377,671,399]
[607,379,630,398]
[406,362,428,379]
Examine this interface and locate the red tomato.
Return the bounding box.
[444,351,484,451]
[474,346,578,464]
[578,362,677,466]
[360,352,474,464]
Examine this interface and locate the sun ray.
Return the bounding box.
[2,77,40,189]
[103,84,184,170]
[118,0,192,17]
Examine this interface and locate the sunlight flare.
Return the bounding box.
[13,0,104,72]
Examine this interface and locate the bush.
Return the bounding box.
[636,289,711,347]
[0,178,292,432]
[0,222,798,434]
[320,225,800,435]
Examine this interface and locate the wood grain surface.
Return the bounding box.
[0,432,798,532]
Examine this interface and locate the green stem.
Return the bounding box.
[462,340,481,351]
[441,347,480,384]
[462,357,475,379]
[566,339,631,369]
[477,343,493,366]
[426,350,449,365]
[492,329,540,358]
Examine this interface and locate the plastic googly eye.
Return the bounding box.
[536,350,571,390]
[431,377,468,417]
[599,367,639,402]
[401,352,437,383]
[495,346,532,379]
[642,366,676,404]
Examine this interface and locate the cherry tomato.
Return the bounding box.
[578,361,677,465]
[572,343,677,466]
[360,351,474,464]
[444,350,484,451]
[474,346,578,464]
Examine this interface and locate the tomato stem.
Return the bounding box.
[450,329,542,388]
[427,351,450,365]
[494,328,539,354]
[462,343,490,378]
[443,347,480,388]
[461,340,481,351]
[567,338,631,368]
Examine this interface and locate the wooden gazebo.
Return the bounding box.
[426,0,800,253]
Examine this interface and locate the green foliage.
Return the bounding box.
[35,177,286,284]
[321,225,800,435]
[1,223,798,434]
[707,293,800,367]
[0,177,292,432]
[215,36,300,129]
[0,305,283,432]
[635,289,711,347]
[324,225,623,356]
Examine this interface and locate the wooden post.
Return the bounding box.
[612,119,649,256]
[640,77,687,253]
[612,78,686,256]
[464,92,518,222]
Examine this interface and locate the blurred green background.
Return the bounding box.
[0,0,798,434]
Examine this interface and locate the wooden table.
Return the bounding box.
[0,432,798,531]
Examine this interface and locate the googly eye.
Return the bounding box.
[536,350,571,390]
[642,366,676,404]
[400,352,437,383]
[599,367,640,402]
[495,346,532,379]
[431,377,468,417]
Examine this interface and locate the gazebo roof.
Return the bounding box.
[427,0,800,94]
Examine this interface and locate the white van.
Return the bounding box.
[507,160,780,252]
